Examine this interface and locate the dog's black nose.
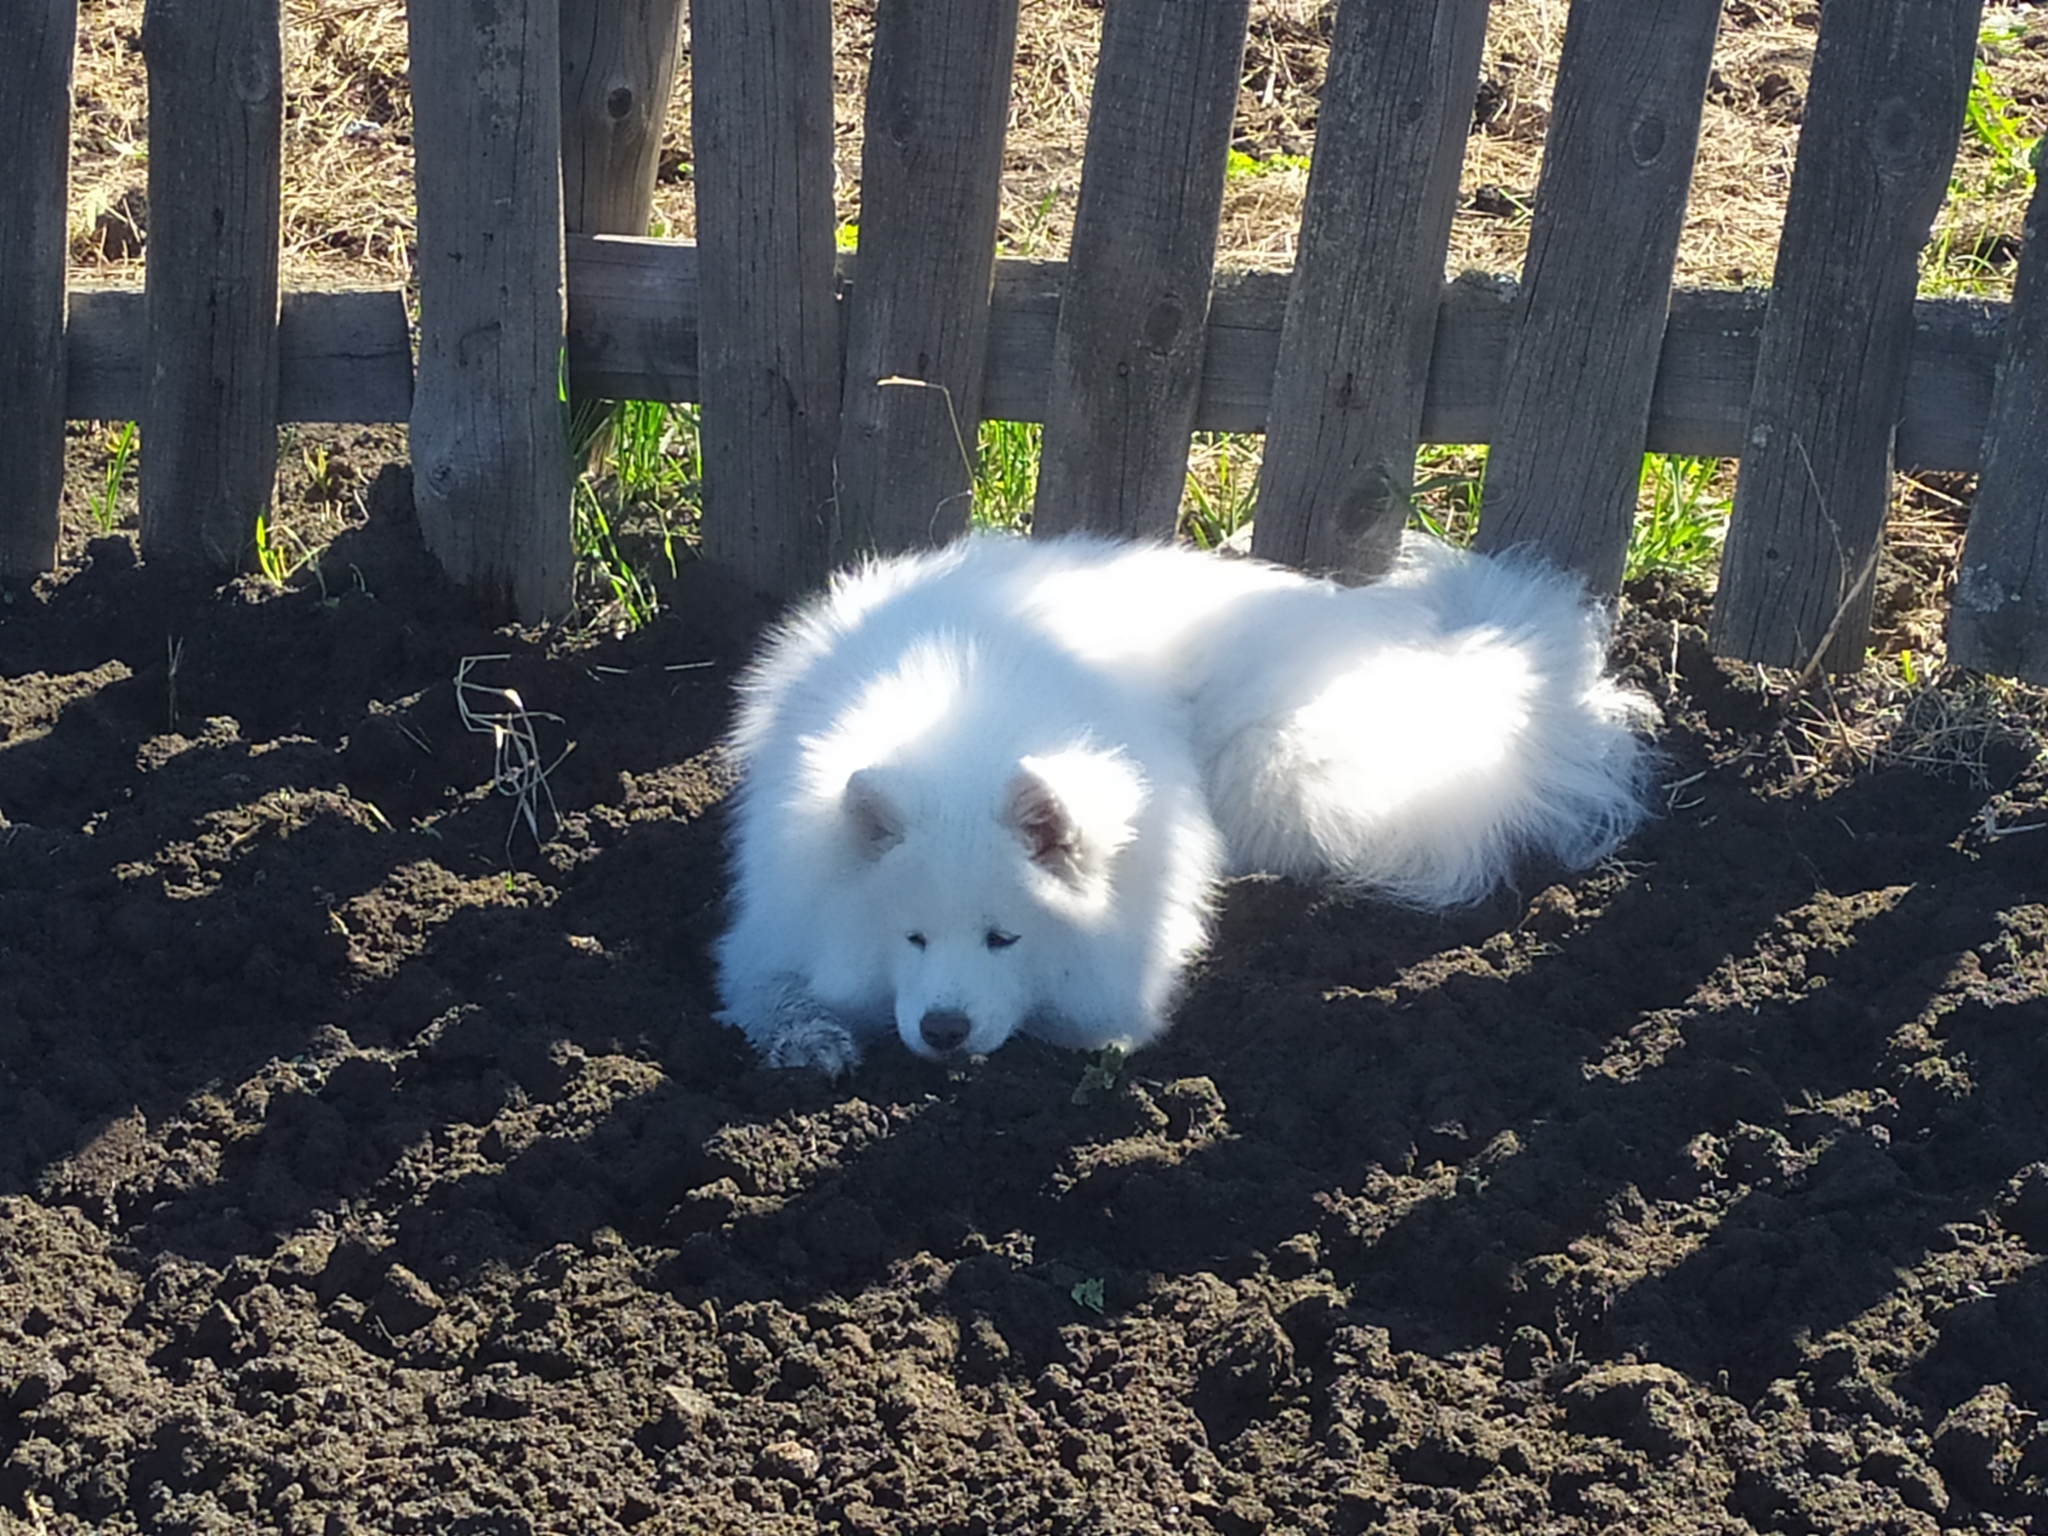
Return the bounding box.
[919,1009,972,1054]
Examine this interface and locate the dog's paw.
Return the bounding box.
[759,1015,863,1076]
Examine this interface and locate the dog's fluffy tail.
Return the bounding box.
[1192,539,1657,906]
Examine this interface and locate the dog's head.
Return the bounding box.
[840,749,1145,1060]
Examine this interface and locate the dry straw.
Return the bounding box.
[454,655,574,858]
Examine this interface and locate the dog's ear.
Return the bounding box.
[842,767,906,860]
[1006,751,1145,884]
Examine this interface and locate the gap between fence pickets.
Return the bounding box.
[58,240,2007,475]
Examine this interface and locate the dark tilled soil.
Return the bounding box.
[4,454,2047,1536]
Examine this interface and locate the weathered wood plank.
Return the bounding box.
[1032,0,1250,539]
[67,289,412,424]
[274,290,414,423]
[834,0,1020,555]
[1948,161,2048,682]
[691,0,842,595]
[1474,0,1722,593]
[560,0,687,236]
[1249,0,1489,579]
[564,234,702,405]
[1710,0,1982,670]
[61,257,2008,478]
[970,266,1998,465]
[409,0,573,622]
[61,291,151,422]
[0,0,75,578]
[138,0,282,572]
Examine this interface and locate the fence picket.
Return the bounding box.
[1710,0,1982,671]
[560,0,687,237]
[1250,0,1489,579]
[1032,0,1250,539]
[0,0,74,579]
[1949,166,2048,683]
[692,0,842,596]
[1473,0,1721,593]
[835,0,1020,556]
[138,0,282,573]
[409,0,572,623]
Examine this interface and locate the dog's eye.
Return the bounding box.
[907,932,927,950]
[984,929,1019,951]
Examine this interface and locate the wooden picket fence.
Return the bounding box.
[1,0,2045,683]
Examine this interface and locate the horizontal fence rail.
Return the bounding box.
[56,250,2014,473]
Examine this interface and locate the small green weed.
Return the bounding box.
[1225,146,1311,181]
[1182,432,1261,548]
[1403,446,1726,581]
[1961,29,2037,193]
[253,512,314,583]
[90,421,138,533]
[569,397,702,633]
[1070,1043,1127,1106]
[1410,444,1486,545]
[573,484,661,632]
[1070,1277,1107,1315]
[968,424,1262,544]
[1926,20,2040,293]
[972,419,1040,532]
[301,440,344,504]
[1626,454,1730,583]
[1004,186,1065,258]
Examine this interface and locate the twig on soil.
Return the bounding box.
[454,654,575,858]
[166,635,184,733]
[1977,804,2048,840]
[1663,768,1708,813]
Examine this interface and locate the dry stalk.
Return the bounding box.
[454,654,575,857]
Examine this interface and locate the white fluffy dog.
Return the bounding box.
[714,533,1655,1072]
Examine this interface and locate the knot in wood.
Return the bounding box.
[1338,465,1398,536]
[1142,296,1185,353]
[1869,96,1925,175]
[231,42,278,105]
[606,85,636,122]
[887,99,919,148]
[1628,111,1667,167]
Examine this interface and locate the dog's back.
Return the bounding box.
[1188,538,1654,904]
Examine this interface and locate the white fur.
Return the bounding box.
[715,533,1656,1070]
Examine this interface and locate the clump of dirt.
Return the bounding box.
[4,451,2047,1534]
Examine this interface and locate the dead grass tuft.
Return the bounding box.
[276,0,414,285]
[1775,661,2047,797]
